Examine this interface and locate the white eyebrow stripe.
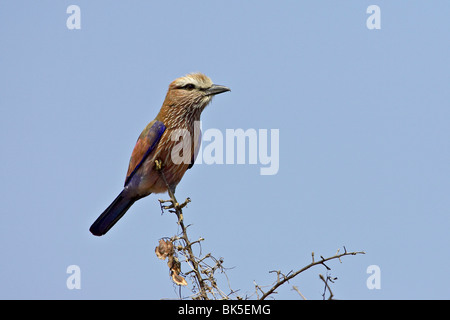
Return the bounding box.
[173,73,213,89]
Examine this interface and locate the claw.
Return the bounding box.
[155,159,162,171]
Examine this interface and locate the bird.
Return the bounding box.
[90,73,230,236]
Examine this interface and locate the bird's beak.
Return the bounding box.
[205,84,231,96]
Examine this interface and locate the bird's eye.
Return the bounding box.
[182,83,196,90]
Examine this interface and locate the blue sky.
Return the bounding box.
[1,1,449,299]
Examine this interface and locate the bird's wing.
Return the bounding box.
[188,128,202,170]
[124,120,166,186]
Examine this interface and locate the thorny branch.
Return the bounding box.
[256,247,365,300]
[155,160,235,300]
[154,160,365,300]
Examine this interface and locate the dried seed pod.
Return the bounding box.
[155,239,174,260]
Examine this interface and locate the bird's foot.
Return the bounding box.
[155,159,163,171]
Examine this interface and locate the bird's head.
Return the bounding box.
[162,73,230,113]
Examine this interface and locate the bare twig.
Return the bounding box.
[259,248,365,300]
[155,160,241,300]
[154,161,365,301]
[319,273,337,300]
[292,285,307,300]
[155,160,209,300]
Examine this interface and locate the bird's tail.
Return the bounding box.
[90,190,136,236]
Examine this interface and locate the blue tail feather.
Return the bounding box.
[90,190,136,236]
